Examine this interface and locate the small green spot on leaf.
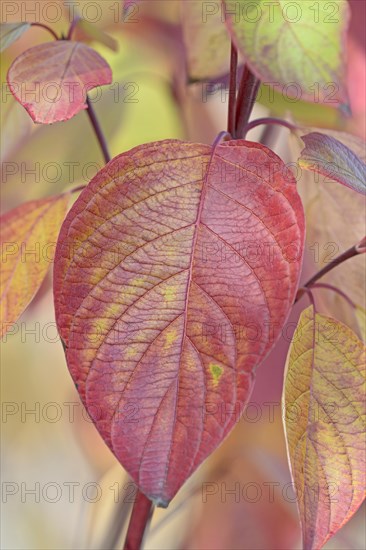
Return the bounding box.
[210,363,223,386]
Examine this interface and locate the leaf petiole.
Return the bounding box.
[86,96,111,164]
[296,287,317,310]
[30,23,59,41]
[212,131,232,147]
[123,490,154,550]
[295,239,365,303]
[227,42,238,136]
[310,283,356,310]
[67,16,82,41]
[235,65,260,139]
[242,117,297,138]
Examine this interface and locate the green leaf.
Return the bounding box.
[257,84,347,130]
[225,0,350,104]
[0,23,30,52]
[74,19,118,52]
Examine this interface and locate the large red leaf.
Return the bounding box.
[7,41,112,124]
[54,139,305,506]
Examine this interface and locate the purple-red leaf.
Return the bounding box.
[1,195,69,337]
[7,41,112,124]
[299,132,366,195]
[54,139,305,506]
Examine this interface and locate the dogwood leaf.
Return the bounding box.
[0,23,30,52]
[283,306,366,550]
[291,128,366,319]
[225,0,350,103]
[73,19,118,52]
[299,132,366,195]
[182,1,231,80]
[1,195,69,337]
[7,41,112,124]
[54,139,304,506]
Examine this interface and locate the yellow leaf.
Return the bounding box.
[0,195,69,337]
[283,306,366,550]
[355,306,366,342]
[182,1,232,80]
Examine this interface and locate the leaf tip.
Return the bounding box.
[151,495,169,509]
[339,101,352,118]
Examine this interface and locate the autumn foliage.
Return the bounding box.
[1,1,365,549]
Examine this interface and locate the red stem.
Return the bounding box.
[227,42,238,136]
[124,490,154,550]
[68,184,86,195]
[242,117,296,138]
[212,131,232,148]
[86,97,111,164]
[311,283,356,309]
[67,16,81,41]
[295,242,364,303]
[297,287,317,310]
[30,23,59,40]
[235,65,260,139]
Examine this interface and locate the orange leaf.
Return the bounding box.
[1,195,69,337]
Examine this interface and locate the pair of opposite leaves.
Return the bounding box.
[54,138,305,506]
